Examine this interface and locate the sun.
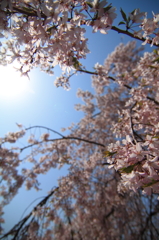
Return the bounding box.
[0,65,32,99]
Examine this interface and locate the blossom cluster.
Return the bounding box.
[133,9,159,46]
[0,1,159,88]
[0,1,159,238]
[99,43,159,195]
[0,41,159,237]
[0,0,116,82]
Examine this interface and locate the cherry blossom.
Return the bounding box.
[129,8,146,24]
[0,0,158,85]
[0,1,159,239]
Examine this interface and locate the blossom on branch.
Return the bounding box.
[0,1,159,239]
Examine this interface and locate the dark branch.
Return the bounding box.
[12,6,46,19]
[25,125,65,138]
[111,26,159,47]
[20,136,105,152]
[147,96,159,106]
[0,187,59,240]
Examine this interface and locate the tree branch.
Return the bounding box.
[25,125,65,138]
[147,96,159,106]
[111,26,159,47]
[12,6,46,19]
[0,187,59,240]
[20,136,105,152]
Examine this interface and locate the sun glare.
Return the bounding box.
[0,65,32,99]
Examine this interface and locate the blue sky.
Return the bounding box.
[1,0,159,234]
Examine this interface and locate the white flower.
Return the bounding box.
[152,12,159,23]
[129,9,146,23]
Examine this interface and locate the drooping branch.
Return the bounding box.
[0,187,59,240]
[140,210,159,237]
[20,136,105,152]
[25,126,65,138]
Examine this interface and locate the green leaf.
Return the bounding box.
[118,21,125,26]
[153,135,159,139]
[137,101,143,107]
[153,49,158,55]
[86,2,93,8]
[103,4,112,13]
[119,163,137,173]
[148,65,158,69]
[142,179,158,188]
[131,9,136,15]
[103,151,117,157]
[72,57,81,70]
[152,57,159,63]
[22,7,35,14]
[120,8,127,22]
